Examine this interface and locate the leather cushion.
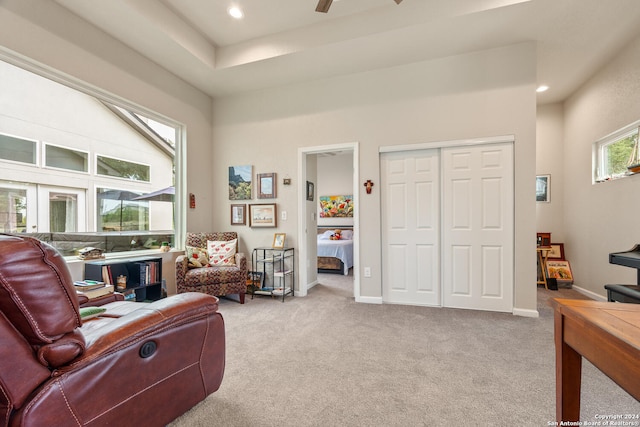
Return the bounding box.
[0,234,81,345]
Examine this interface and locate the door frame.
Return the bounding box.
[297,142,360,298]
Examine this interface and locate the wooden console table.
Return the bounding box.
[550,298,640,422]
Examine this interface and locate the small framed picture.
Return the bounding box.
[548,243,565,260]
[537,232,551,247]
[306,181,314,201]
[249,203,277,227]
[536,174,550,202]
[272,233,286,249]
[258,173,276,199]
[230,204,246,225]
[546,260,573,284]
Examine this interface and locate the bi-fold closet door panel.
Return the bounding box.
[381,149,440,306]
[381,143,513,312]
[441,143,513,312]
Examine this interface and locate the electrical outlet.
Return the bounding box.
[364,267,371,277]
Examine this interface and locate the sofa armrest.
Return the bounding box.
[235,252,247,272]
[78,292,125,307]
[74,293,219,361]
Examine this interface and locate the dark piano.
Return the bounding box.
[606,244,640,303]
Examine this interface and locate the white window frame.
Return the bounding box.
[593,119,640,183]
[43,142,90,174]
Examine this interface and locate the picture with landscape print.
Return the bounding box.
[229,165,252,200]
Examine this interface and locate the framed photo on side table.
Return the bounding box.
[230,204,246,225]
[273,233,286,249]
[249,203,277,227]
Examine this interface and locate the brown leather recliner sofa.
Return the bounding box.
[0,234,225,427]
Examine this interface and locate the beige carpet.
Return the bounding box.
[169,274,639,426]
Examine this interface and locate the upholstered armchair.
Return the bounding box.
[176,232,248,304]
[0,234,225,427]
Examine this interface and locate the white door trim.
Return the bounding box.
[297,142,360,299]
[379,135,515,153]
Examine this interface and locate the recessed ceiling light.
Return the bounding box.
[536,85,549,93]
[228,6,243,19]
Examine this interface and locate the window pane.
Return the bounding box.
[0,134,36,164]
[49,192,77,232]
[604,133,638,177]
[97,156,150,181]
[46,145,88,172]
[0,187,27,232]
[97,188,148,231]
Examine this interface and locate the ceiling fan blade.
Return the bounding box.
[394,0,403,3]
[316,0,333,13]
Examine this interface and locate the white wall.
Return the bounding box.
[536,103,565,241]
[212,42,538,313]
[562,33,640,297]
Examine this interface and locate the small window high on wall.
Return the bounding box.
[594,120,640,182]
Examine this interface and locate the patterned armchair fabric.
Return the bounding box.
[176,232,247,303]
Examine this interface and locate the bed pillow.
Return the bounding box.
[207,239,238,266]
[341,230,354,240]
[319,230,334,240]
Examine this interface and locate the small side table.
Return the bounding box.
[537,246,551,289]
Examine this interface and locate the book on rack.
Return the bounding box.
[73,280,106,291]
[76,284,114,299]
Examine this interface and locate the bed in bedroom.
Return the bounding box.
[317,227,354,275]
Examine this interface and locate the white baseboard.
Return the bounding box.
[571,285,607,301]
[512,308,539,318]
[356,295,383,304]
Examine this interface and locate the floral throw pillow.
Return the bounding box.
[186,245,210,268]
[207,239,237,267]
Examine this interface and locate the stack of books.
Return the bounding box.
[74,280,114,299]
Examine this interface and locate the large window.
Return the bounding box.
[0,58,179,255]
[594,121,640,182]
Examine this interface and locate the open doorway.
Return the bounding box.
[297,143,360,300]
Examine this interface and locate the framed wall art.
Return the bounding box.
[319,195,353,218]
[547,243,565,260]
[537,232,551,247]
[249,203,277,227]
[546,260,573,284]
[258,173,276,199]
[229,165,252,200]
[230,204,246,225]
[536,174,550,202]
[306,181,314,201]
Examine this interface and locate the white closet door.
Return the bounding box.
[381,150,440,306]
[441,143,514,312]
